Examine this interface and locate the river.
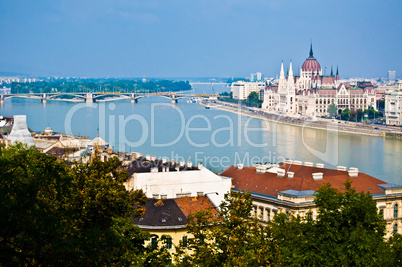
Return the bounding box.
[0,83,401,184]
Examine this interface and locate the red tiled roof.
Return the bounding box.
[221,164,386,197]
[175,196,219,218]
[320,76,336,84]
[317,89,337,95]
[302,57,321,72]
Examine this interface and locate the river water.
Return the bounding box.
[0,84,401,184]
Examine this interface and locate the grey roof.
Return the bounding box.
[377,184,402,190]
[278,189,316,197]
[132,199,188,227]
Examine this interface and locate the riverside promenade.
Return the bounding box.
[202,100,402,139]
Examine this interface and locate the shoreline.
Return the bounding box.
[200,100,402,139]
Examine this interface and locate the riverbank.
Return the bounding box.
[201,100,402,139]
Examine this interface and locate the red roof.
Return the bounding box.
[221,164,386,197]
[317,89,337,95]
[302,57,321,72]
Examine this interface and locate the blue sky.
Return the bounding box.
[0,0,401,78]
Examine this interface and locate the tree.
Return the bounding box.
[175,191,276,266]
[327,103,338,117]
[341,108,350,120]
[245,91,262,107]
[0,144,148,266]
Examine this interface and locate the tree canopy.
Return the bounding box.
[327,103,338,117]
[0,143,148,266]
[175,182,400,266]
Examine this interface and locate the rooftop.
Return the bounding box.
[132,196,219,229]
[221,162,390,198]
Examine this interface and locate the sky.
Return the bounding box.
[0,0,401,79]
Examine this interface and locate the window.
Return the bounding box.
[165,236,173,250]
[393,224,398,236]
[379,209,384,218]
[182,236,188,248]
[394,204,399,218]
[151,236,158,250]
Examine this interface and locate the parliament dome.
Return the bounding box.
[302,44,321,72]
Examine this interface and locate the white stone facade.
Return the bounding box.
[262,62,376,118]
[124,165,232,208]
[385,90,402,126]
[231,81,266,100]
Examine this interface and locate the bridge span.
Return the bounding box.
[0,91,219,104]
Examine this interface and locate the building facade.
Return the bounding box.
[385,90,402,126]
[124,157,232,208]
[231,81,266,100]
[221,161,402,238]
[262,46,376,118]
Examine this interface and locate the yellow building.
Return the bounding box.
[132,196,219,259]
[221,161,402,238]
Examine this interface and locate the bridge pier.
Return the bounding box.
[86,93,93,103]
[171,98,178,104]
[131,98,138,104]
[0,97,3,104]
[41,98,46,104]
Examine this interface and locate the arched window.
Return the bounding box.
[393,224,398,235]
[394,204,399,218]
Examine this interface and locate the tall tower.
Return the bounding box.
[278,61,287,93]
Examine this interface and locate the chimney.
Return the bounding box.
[187,161,192,168]
[260,168,266,174]
[180,160,185,167]
[304,162,313,167]
[312,172,323,180]
[146,154,151,160]
[293,160,302,165]
[152,194,159,199]
[162,157,167,164]
[287,171,294,178]
[197,192,204,196]
[160,194,167,199]
[198,163,203,169]
[277,169,286,177]
[348,167,359,177]
[256,167,261,174]
[237,164,243,170]
[150,155,156,161]
[337,166,347,171]
[284,159,293,164]
[316,163,324,168]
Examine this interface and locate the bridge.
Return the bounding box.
[0,91,219,104]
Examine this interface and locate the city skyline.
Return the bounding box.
[0,0,401,78]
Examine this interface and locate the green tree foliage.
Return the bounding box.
[0,143,148,266]
[245,91,262,107]
[327,103,338,117]
[180,182,398,266]
[341,108,350,120]
[174,191,276,266]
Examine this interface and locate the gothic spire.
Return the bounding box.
[309,42,314,57]
[330,66,333,76]
[288,61,294,78]
[280,61,285,79]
